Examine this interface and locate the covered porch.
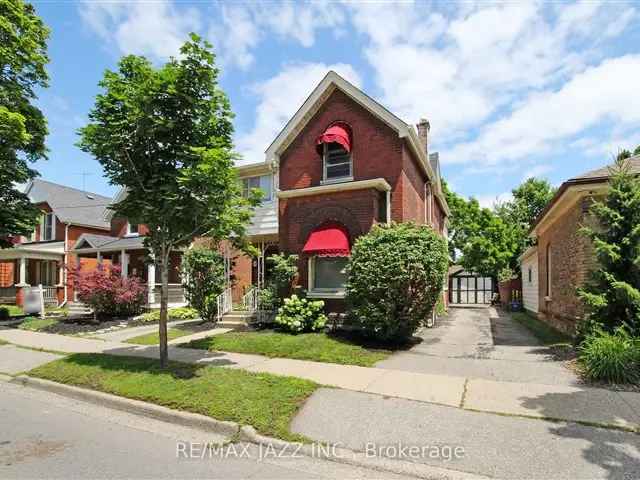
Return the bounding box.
[73,234,185,307]
[0,242,65,307]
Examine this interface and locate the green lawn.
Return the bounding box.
[511,312,572,345]
[126,328,194,345]
[0,304,23,316]
[29,353,317,441]
[18,316,59,332]
[185,331,393,367]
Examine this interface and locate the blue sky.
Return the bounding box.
[32,0,640,206]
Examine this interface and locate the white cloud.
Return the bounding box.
[474,192,513,210]
[348,0,635,146]
[235,63,362,164]
[448,55,640,165]
[79,0,200,60]
[522,164,553,181]
[210,2,345,70]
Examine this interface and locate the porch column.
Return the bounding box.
[147,261,156,304]
[97,251,102,265]
[120,250,129,278]
[18,257,27,286]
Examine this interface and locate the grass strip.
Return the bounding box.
[29,353,318,441]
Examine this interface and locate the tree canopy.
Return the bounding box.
[0,0,49,246]
[444,176,556,278]
[78,35,259,366]
[578,155,640,337]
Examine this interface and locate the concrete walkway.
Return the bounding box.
[0,327,639,431]
[377,306,579,385]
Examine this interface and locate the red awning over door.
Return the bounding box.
[302,223,350,257]
[315,123,351,153]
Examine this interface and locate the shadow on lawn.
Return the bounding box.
[325,330,423,352]
[520,389,640,480]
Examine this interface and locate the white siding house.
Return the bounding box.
[521,247,539,314]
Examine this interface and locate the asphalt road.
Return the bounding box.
[0,381,410,480]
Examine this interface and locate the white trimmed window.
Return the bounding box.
[323,143,352,182]
[126,222,139,236]
[308,256,348,297]
[242,174,273,202]
[40,212,55,241]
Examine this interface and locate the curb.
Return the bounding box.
[11,375,239,437]
[12,375,490,480]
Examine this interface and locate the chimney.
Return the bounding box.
[416,118,430,155]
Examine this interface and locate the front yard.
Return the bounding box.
[185,330,394,367]
[126,327,195,345]
[29,353,317,441]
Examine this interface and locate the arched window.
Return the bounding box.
[302,222,350,297]
[316,123,352,183]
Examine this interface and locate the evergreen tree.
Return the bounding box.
[578,156,640,336]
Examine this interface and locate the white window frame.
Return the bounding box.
[321,143,353,185]
[126,221,139,237]
[242,174,273,203]
[307,256,348,298]
[40,212,55,241]
[545,244,552,300]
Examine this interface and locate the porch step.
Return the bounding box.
[66,303,93,317]
[217,310,254,329]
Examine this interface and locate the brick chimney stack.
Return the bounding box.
[416,118,430,155]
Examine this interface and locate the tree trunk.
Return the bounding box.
[158,250,170,368]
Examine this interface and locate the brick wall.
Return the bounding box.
[537,196,596,334]
[0,261,15,287]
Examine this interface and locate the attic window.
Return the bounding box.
[126,222,139,236]
[41,213,55,241]
[316,123,353,183]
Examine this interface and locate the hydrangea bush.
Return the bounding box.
[346,222,448,341]
[275,294,327,333]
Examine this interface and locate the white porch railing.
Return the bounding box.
[42,286,58,306]
[216,288,232,321]
[242,287,259,313]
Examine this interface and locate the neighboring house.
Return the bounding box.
[522,155,640,334]
[0,179,112,306]
[229,71,449,311]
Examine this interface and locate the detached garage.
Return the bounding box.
[448,266,494,305]
[520,246,539,314]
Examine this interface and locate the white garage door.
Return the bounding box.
[522,253,539,313]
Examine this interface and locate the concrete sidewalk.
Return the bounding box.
[1,328,639,431]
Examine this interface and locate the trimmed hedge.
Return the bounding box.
[346,222,448,341]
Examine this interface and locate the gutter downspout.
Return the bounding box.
[386,190,391,225]
[60,223,69,307]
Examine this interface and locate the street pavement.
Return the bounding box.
[0,381,411,480]
[291,388,640,480]
[376,307,579,385]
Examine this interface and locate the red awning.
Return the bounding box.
[315,123,351,153]
[302,223,350,257]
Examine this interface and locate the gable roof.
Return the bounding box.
[264,71,449,216]
[570,155,640,181]
[25,179,112,230]
[531,155,640,234]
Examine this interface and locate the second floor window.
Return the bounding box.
[126,222,139,236]
[323,142,352,182]
[41,213,55,241]
[242,175,273,202]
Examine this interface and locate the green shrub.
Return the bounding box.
[258,285,279,311]
[139,310,160,323]
[579,329,640,384]
[168,306,199,320]
[182,247,226,322]
[267,253,298,298]
[275,295,327,334]
[0,307,9,321]
[346,222,448,341]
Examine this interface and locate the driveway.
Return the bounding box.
[375,306,579,385]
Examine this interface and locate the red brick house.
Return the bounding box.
[521,155,640,334]
[0,179,113,306]
[231,71,449,311]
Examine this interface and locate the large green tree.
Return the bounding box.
[578,155,640,336]
[78,35,259,367]
[0,0,49,247]
[443,181,519,277]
